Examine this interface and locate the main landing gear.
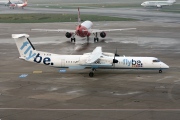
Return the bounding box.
[94,37,99,42]
[71,38,76,42]
[94,32,99,43]
[89,68,96,77]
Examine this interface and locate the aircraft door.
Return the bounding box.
[61,59,65,67]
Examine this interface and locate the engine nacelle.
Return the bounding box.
[100,32,106,38]
[65,32,72,38]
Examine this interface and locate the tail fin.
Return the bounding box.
[24,0,28,3]
[12,34,36,61]
[78,7,81,25]
[8,0,12,4]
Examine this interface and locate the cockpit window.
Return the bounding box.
[153,59,160,62]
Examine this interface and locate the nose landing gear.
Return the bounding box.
[159,69,162,73]
[89,68,96,77]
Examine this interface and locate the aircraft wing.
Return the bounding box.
[90,28,136,33]
[86,47,102,64]
[31,29,76,33]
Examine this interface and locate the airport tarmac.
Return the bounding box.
[0,20,180,119]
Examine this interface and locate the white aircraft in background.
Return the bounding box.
[141,0,176,8]
[0,0,11,6]
[0,1,8,5]
[9,0,27,9]
[12,34,169,77]
[32,8,136,43]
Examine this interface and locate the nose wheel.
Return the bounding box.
[159,69,162,73]
[89,68,96,77]
[89,72,94,77]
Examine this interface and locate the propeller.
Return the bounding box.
[113,48,119,67]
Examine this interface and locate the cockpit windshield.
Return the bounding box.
[153,59,161,62]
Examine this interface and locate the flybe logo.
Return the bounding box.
[20,41,54,65]
[20,41,36,60]
[123,59,143,67]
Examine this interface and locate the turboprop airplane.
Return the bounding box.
[141,0,176,8]
[31,8,136,43]
[9,0,27,9]
[12,34,169,77]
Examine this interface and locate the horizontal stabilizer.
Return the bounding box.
[12,34,29,39]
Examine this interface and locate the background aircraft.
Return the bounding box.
[141,0,176,8]
[32,8,136,43]
[12,34,169,77]
[9,0,27,9]
[0,0,11,6]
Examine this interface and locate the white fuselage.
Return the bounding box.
[141,0,176,7]
[76,20,93,37]
[24,50,169,70]
[9,1,27,8]
[81,21,93,30]
[13,34,169,77]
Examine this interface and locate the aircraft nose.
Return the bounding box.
[162,62,169,69]
[165,64,169,69]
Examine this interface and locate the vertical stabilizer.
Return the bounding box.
[12,34,36,61]
[78,7,81,25]
[24,0,28,3]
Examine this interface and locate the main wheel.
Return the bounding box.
[94,38,96,42]
[159,70,162,73]
[89,72,94,77]
[74,38,76,42]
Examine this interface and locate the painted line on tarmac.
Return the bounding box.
[0,108,180,111]
[33,71,43,74]
[19,74,28,78]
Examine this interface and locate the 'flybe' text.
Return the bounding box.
[123,59,143,67]
[20,41,54,65]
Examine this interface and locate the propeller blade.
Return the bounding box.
[113,48,118,67]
